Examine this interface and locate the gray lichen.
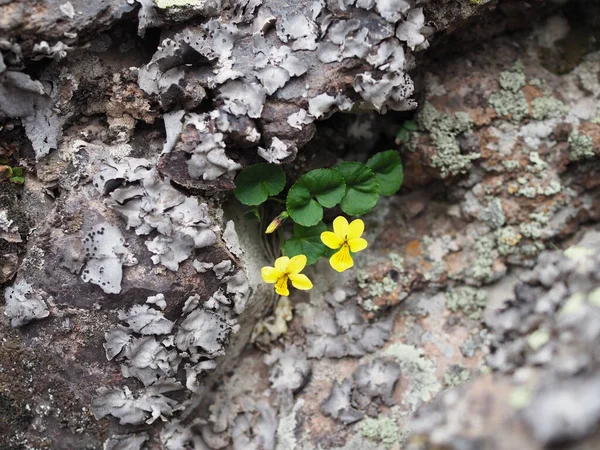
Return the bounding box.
[3,279,50,327]
[417,102,478,177]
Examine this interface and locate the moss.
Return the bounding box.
[443,364,470,387]
[446,286,487,320]
[568,130,595,161]
[359,416,398,449]
[417,102,478,178]
[531,96,568,121]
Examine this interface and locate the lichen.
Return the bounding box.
[384,343,441,411]
[489,63,529,123]
[443,364,471,388]
[568,130,595,161]
[359,415,399,449]
[446,286,487,320]
[417,102,477,177]
[531,96,568,120]
[472,236,497,283]
[496,226,523,256]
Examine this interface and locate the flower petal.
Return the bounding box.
[321,231,343,249]
[329,245,354,273]
[347,219,365,240]
[287,254,307,274]
[274,256,290,273]
[290,273,313,290]
[261,266,283,284]
[348,237,368,253]
[332,216,349,239]
[275,276,290,296]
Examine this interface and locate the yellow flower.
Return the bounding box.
[320,216,368,272]
[261,254,313,296]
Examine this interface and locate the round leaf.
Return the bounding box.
[335,162,380,216]
[297,168,346,207]
[403,120,418,131]
[286,169,346,226]
[366,150,403,196]
[286,184,324,227]
[234,163,286,206]
[283,222,328,265]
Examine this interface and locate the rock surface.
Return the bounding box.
[1,0,600,449]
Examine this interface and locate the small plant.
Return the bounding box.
[0,164,24,184]
[395,120,418,145]
[234,150,404,296]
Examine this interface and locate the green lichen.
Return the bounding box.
[519,221,544,239]
[481,198,505,229]
[510,386,532,409]
[568,130,595,161]
[446,286,487,320]
[527,328,550,350]
[527,151,548,175]
[389,252,404,270]
[559,292,586,317]
[588,288,600,308]
[502,160,520,171]
[367,277,397,297]
[531,96,568,120]
[496,226,522,256]
[384,343,441,411]
[489,63,529,123]
[359,416,399,450]
[538,179,562,196]
[489,91,529,123]
[417,102,479,178]
[472,236,496,282]
[498,64,526,92]
[443,364,471,388]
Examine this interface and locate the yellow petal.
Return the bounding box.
[321,231,343,249]
[287,254,307,274]
[275,276,290,296]
[348,237,368,253]
[261,266,283,284]
[329,245,354,273]
[347,219,365,240]
[274,256,290,273]
[289,273,313,290]
[332,216,349,239]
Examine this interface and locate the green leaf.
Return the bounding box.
[403,120,418,131]
[335,161,380,216]
[283,222,328,265]
[234,163,286,206]
[366,150,403,196]
[243,206,261,221]
[11,167,23,177]
[286,169,346,226]
[395,128,409,143]
[297,168,346,207]
[286,185,324,227]
[9,176,24,184]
